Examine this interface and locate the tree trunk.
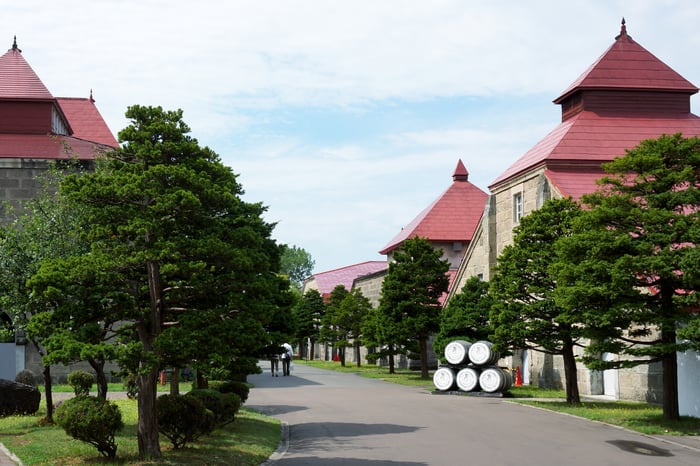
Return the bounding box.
[42,365,54,423]
[661,329,680,421]
[340,347,346,367]
[388,345,395,374]
[136,257,163,459]
[355,341,361,367]
[562,339,580,404]
[419,337,429,379]
[137,368,161,459]
[89,359,108,400]
[310,339,316,360]
[170,368,180,395]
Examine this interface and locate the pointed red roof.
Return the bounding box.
[555,20,697,103]
[0,39,53,100]
[380,160,487,254]
[491,21,700,192]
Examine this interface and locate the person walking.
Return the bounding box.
[281,343,293,376]
[270,352,280,377]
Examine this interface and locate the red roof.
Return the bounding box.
[491,21,700,195]
[57,97,119,147]
[308,261,388,296]
[492,111,700,189]
[0,42,53,100]
[0,133,114,160]
[555,21,697,103]
[380,160,487,255]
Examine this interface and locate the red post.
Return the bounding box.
[515,366,523,386]
[159,370,166,385]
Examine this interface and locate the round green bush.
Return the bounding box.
[210,380,249,404]
[54,396,123,458]
[67,370,94,397]
[157,394,212,449]
[186,389,227,426]
[219,392,241,426]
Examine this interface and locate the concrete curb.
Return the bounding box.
[260,421,289,465]
[0,442,23,466]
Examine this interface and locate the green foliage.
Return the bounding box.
[209,380,250,404]
[67,371,94,397]
[54,396,123,458]
[434,276,493,361]
[293,289,326,352]
[555,133,700,420]
[14,369,37,387]
[186,388,226,428]
[489,197,583,403]
[377,237,450,377]
[156,394,211,449]
[280,244,315,291]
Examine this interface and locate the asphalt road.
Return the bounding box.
[247,361,700,466]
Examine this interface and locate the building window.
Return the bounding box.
[513,192,523,223]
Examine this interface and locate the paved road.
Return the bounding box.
[247,361,700,466]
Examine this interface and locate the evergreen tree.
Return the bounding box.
[52,105,281,458]
[293,289,326,359]
[490,197,583,404]
[434,276,493,361]
[378,237,450,378]
[555,133,700,420]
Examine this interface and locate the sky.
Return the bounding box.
[4,1,700,273]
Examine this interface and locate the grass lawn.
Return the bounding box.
[299,359,700,437]
[0,395,280,465]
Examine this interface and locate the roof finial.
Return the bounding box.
[615,17,629,40]
[12,35,21,53]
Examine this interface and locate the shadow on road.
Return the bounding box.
[292,421,423,438]
[270,457,427,465]
[247,404,308,416]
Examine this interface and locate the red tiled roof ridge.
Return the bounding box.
[555,20,697,103]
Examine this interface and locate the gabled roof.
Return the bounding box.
[0,38,52,100]
[380,160,487,255]
[306,261,388,297]
[57,97,119,147]
[555,19,698,103]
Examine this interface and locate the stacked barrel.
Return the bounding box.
[432,340,512,394]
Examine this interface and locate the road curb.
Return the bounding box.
[260,421,289,464]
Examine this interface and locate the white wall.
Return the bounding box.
[678,349,700,418]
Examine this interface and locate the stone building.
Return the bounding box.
[451,21,700,414]
[0,38,118,382]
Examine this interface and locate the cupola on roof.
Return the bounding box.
[380,159,487,255]
[491,20,700,191]
[555,18,698,104]
[0,37,53,100]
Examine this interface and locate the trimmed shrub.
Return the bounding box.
[14,369,37,387]
[67,371,94,397]
[157,394,212,449]
[219,392,241,426]
[54,396,123,458]
[209,380,250,404]
[186,389,225,426]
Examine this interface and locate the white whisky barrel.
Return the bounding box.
[478,367,512,393]
[468,341,499,366]
[444,340,472,365]
[455,367,480,392]
[433,366,456,391]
